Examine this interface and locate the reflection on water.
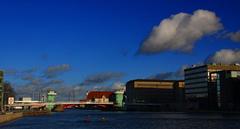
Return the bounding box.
[1,110,240,129]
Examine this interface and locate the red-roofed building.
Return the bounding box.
[86,91,114,103]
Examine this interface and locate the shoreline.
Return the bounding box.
[0,110,51,124]
[0,112,23,124]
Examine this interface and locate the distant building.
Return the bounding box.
[86,91,114,104]
[184,64,240,110]
[125,79,185,111]
[47,90,57,103]
[114,90,125,108]
[18,97,33,102]
[8,97,14,105]
[15,97,40,104]
[0,71,3,111]
[209,70,240,111]
[7,97,45,111]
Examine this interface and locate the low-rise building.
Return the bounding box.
[47,90,57,103]
[86,91,114,104]
[114,90,125,109]
[125,79,185,111]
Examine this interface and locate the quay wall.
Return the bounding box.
[0,112,23,124]
[23,110,51,116]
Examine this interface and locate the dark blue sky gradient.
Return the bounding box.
[1,0,240,85]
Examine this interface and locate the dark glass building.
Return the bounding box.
[125,79,185,111]
[209,70,240,111]
[184,64,240,110]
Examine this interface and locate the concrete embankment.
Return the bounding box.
[23,110,51,116]
[0,112,23,124]
[0,111,51,124]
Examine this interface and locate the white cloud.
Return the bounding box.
[148,65,188,80]
[228,31,240,42]
[206,49,240,64]
[140,9,223,54]
[43,64,71,78]
[81,72,125,86]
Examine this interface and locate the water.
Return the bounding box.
[1,110,240,129]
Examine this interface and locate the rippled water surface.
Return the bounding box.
[1,110,240,129]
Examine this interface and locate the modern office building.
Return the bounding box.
[0,71,4,111]
[209,70,240,111]
[125,79,185,111]
[184,64,240,110]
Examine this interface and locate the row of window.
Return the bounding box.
[185,87,208,94]
[185,77,208,85]
[186,92,208,98]
[185,67,207,75]
[185,82,208,89]
[185,72,207,80]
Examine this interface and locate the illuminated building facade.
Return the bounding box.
[125,79,184,111]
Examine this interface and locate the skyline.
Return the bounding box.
[0,0,240,99]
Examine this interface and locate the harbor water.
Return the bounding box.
[1,110,240,129]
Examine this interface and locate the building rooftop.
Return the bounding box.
[86,91,114,100]
[185,64,240,71]
[127,79,184,83]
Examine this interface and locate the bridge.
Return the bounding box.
[4,101,115,111]
[54,101,114,105]
[53,101,115,111]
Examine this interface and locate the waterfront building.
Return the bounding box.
[209,70,240,111]
[125,79,185,111]
[9,97,45,111]
[86,91,114,103]
[17,97,34,103]
[114,90,125,108]
[47,90,57,103]
[0,71,4,111]
[84,91,115,110]
[46,90,57,111]
[184,64,240,110]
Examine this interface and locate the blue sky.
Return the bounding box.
[1,0,240,96]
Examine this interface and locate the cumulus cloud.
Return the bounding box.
[83,82,126,93]
[4,67,38,80]
[43,64,71,78]
[149,72,174,80]
[6,65,74,100]
[139,9,223,54]
[81,72,125,86]
[228,31,240,42]
[148,65,188,80]
[205,49,240,64]
[44,79,64,86]
[15,79,85,101]
[53,85,86,101]
[112,82,125,90]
